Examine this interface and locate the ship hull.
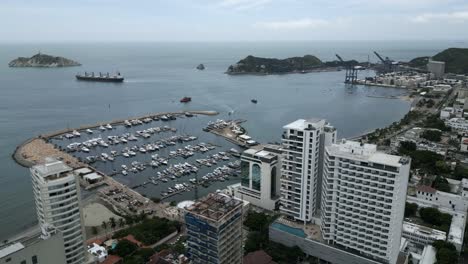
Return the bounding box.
[76,75,124,82]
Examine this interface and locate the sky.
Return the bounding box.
[1,0,468,42]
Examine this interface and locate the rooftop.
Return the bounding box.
[328,140,406,167]
[32,157,72,177]
[416,185,437,194]
[243,250,276,264]
[283,118,326,131]
[402,222,447,241]
[242,145,279,162]
[448,213,466,246]
[186,193,242,222]
[0,225,59,259]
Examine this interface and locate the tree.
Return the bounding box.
[118,218,125,228]
[399,141,416,155]
[432,175,450,192]
[109,217,117,231]
[419,208,452,231]
[421,130,442,142]
[91,226,98,236]
[432,240,458,264]
[101,221,108,237]
[404,203,418,217]
[170,201,177,207]
[112,239,138,258]
[453,165,468,180]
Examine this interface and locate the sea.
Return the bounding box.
[0,40,466,240]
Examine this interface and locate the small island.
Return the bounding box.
[226,55,359,75]
[9,53,81,68]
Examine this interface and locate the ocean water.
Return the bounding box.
[0,40,464,240]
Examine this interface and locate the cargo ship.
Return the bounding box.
[76,72,124,82]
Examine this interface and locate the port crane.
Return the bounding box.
[373,51,398,73]
[336,54,359,84]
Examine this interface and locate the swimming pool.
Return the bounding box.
[271,222,307,238]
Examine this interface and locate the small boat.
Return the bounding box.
[180,97,191,103]
[72,130,81,137]
[86,129,93,134]
[185,112,194,117]
[105,124,113,130]
[196,64,205,70]
[251,99,258,104]
[122,170,128,175]
[99,125,106,131]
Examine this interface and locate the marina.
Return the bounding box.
[46,111,245,203]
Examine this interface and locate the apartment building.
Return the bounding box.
[280,118,336,222]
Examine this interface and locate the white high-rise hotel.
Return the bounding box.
[279,119,410,264]
[30,158,85,264]
[321,140,410,264]
[280,119,336,222]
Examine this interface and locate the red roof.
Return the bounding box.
[243,250,277,264]
[122,234,144,247]
[102,255,122,264]
[417,185,437,194]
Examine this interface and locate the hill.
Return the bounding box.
[226,55,323,74]
[432,48,468,74]
[9,53,81,67]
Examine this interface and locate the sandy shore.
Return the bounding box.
[83,202,122,227]
[14,138,85,168]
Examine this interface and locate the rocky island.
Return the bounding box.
[226,55,359,75]
[8,53,81,67]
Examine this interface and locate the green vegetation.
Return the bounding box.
[421,129,442,142]
[367,111,422,143]
[419,208,452,232]
[169,201,177,207]
[432,175,450,192]
[227,55,322,74]
[113,217,181,245]
[422,115,449,131]
[433,48,468,74]
[110,239,155,264]
[242,212,308,263]
[432,240,458,264]
[112,239,138,257]
[453,164,468,180]
[404,202,418,217]
[408,56,430,68]
[398,141,449,174]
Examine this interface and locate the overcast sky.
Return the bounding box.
[1,0,468,42]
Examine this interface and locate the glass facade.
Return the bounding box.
[252,164,261,191]
[241,161,250,187]
[271,166,277,198]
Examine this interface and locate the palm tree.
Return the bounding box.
[101,221,108,238]
[109,217,117,231]
[118,218,125,229]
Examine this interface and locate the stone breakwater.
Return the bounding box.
[12,110,219,168]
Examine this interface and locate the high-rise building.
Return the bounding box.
[239,144,282,211]
[30,158,85,264]
[0,224,66,264]
[185,193,243,264]
[320,140,410,264]
[280,118,336,222]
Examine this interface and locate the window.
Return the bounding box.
[241,161,250,187]
[252,164,261,191]
[21,261,26,264]
[32,255,38,264]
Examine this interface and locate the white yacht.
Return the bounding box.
[99,125,106,131]
[86,129,93,134]
[72,130,81,137]
[106,124,113,130]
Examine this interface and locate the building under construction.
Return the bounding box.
[185,193,243,264]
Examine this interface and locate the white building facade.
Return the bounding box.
[280,119,336,222]
[240,145,282,211]
[30,158,85,264]
[320,140,410,264]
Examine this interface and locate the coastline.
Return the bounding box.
[225,67,341,76]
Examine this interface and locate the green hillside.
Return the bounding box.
[433,48,468,74]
